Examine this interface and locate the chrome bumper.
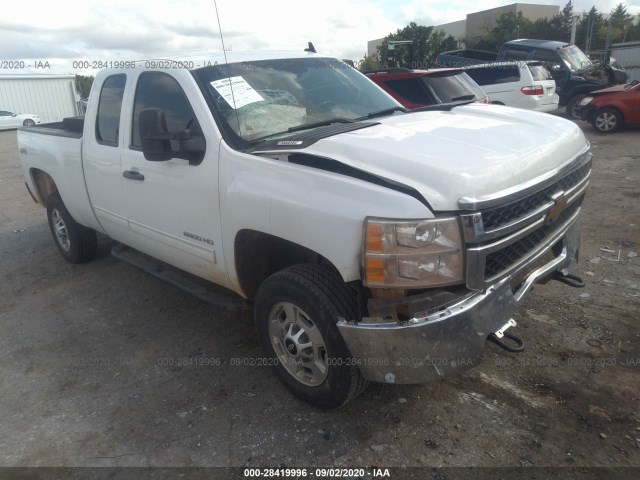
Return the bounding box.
[337,216,581,384]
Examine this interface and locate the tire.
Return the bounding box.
[254,264,368,409]
[23,119,35,127]
[46,193,97,263]
[592,107,622,133]
[565,94,586,120]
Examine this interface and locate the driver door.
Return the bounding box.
[119,70,228,286]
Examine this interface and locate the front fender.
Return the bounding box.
[218,143,432,293]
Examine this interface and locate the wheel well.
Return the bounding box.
[30,169,58,205]
[491,101,505,105]
[234,230,341,301]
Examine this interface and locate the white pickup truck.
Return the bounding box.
[18,50,591,409]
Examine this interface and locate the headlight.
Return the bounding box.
[579,97,593,106]
[363,217,464,288]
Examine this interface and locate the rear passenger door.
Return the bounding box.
[83,74,130,241]
[119,70,229,285]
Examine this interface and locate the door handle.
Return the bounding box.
[123,170,145,181]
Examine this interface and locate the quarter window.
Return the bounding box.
[96,74,126,145]
[465,66,520,86]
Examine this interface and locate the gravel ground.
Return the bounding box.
[0,121,639,476]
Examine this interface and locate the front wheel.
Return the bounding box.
[565,94,586,120]
[592,108,622,133]
[46,193,97,263]
[23,119,35,127]
[254,264,368,409]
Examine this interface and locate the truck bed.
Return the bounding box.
[20,116,84,139]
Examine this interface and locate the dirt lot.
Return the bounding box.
[0,121,639,475]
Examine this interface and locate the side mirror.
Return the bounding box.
[550,64,564,72]
[175,128,206,166]
[12,113,18,117]
[139,109,173,161]
[139,109,206,165]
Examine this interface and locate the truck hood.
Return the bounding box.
[298,104,588,211]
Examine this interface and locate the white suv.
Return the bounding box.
[464,61,559,112]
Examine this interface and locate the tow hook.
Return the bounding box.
[551,271,585,288]
[488,318,525,353]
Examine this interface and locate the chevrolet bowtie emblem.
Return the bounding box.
[546,191,568,224]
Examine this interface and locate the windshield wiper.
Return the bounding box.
[409,99,476,113]
[358,106,407,120]
[287,118,353,133]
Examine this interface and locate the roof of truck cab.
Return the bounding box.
[139,50,322,70]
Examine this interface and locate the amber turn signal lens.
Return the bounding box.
[365,257,386,283]
[366,223,384,252]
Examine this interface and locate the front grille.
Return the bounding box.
[484,195,583,279]
[482,162,591,231]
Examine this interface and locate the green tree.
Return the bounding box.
[627,14,640,42]
[358,54,379,72]
[577,6,604,52]
[609,3,633,30]
[74,75,94,100]
[377,22,435,68]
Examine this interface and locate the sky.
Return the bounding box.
[0,0,638,74]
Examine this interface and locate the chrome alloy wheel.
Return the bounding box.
[51,208,71,252]
[268,301,329,386]
[595,111,617,132]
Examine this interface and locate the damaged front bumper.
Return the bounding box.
[337,215,581,384]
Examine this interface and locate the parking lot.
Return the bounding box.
[0,123,639,472]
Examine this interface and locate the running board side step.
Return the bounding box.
[111,244,250,311]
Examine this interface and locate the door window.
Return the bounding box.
[130,72,203,157]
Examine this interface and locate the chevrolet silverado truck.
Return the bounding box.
[18,51,591,409]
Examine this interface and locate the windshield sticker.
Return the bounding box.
[210,76,264,109]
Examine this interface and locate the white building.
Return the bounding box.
[0,74,82,124]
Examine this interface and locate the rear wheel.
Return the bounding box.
[592,108,622,133]
[46,193,97,263]
[254,264,368,409]
[23,119,35,127]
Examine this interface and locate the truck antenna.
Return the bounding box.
[213,0,241,134]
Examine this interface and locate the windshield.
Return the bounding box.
[558,45,592,72]
[194,57,399,143]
